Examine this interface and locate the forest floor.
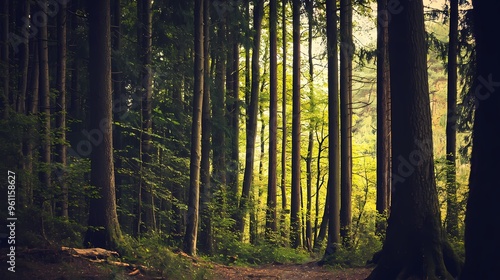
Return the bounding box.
[0,247,373,280]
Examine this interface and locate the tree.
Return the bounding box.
[38,0,52,212]
[290,0,302,249]
[375,0,391,236]
[323,0,341,258]
[445,0,459,239]
[239,0,264,236]
[366,0,460,278]
[84,0,123,250]
[461,0,500,278]
[137,0,155,234]
[280,0,288,243]
[56,0,68,219]
[184,0,204,256]
[339,0,353,247]
[266,0,278,238]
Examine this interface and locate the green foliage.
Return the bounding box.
[118,234,211,280]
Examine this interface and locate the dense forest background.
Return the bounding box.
[1,0,499,279]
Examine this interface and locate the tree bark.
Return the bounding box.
[38,0,52,213]
[461,1,500,278]
[84,0,123,250]
[56,0,68,219]
[324,0,341,258]
[366,0,460,278]
[266,0,278,238]
[340,0,353,248]
[376,0,391,236]
[280,0,288,244]
[238,0,264,237]
[445,0,459,239]
[184,0,204,256]
[290,0,302,249]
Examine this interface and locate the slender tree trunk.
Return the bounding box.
[376,0,391,236]
[238,0,264,237]
[266,0,278,238]
[56,0,68,219]
[84,0,123,250]
[461,1,500,278]
[38,0,52,213]
[184,0,204,256]
[280,0,288,244]
[137,0,155,233]
[290,0,302,249]
[340,0,353,248]
[323,0,341,258]
[306,130,314,251]
[199,0,212,254]
[445,0,459,239]
[367,0,460,278]
[305,0,314,251]
[313,131,326,247]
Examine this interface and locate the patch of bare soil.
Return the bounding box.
[211,262,372,280]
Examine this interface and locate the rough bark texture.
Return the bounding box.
[290,0,302,249]
[184,0,204,256]
[367,0,460,278]
[376,0,391,236]
[324,0,341,257]
[445,0,459,239]
[84,0,123,250]
[461,1,500,278]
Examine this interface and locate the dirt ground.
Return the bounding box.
[0,248,372,280]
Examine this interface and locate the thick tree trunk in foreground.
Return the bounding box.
[461,1,500,278]
[184,0,204,256]
[84,0,122,250]
[367,0,460,278]
[0,0,9,119]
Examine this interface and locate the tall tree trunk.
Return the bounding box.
[184,0,204,256]
[84,0,123,250]
[366,0,460,278]
[445,0,459,239]
[199,0,212,254]
[313,130,326,248]
[305,0,314,251]
[290,0,302,249]
[38,0,52,213]
[340,0,353,248]
[323,0,341,258]
[56,0,68,219]
[280,0,288,243]
[266,0,278,238]
[137,0,155,234]
[226,3,240,215]
[238,0,264,237]
[376,0,391,237]
[461,1,500,278]
[0,0,9,119]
